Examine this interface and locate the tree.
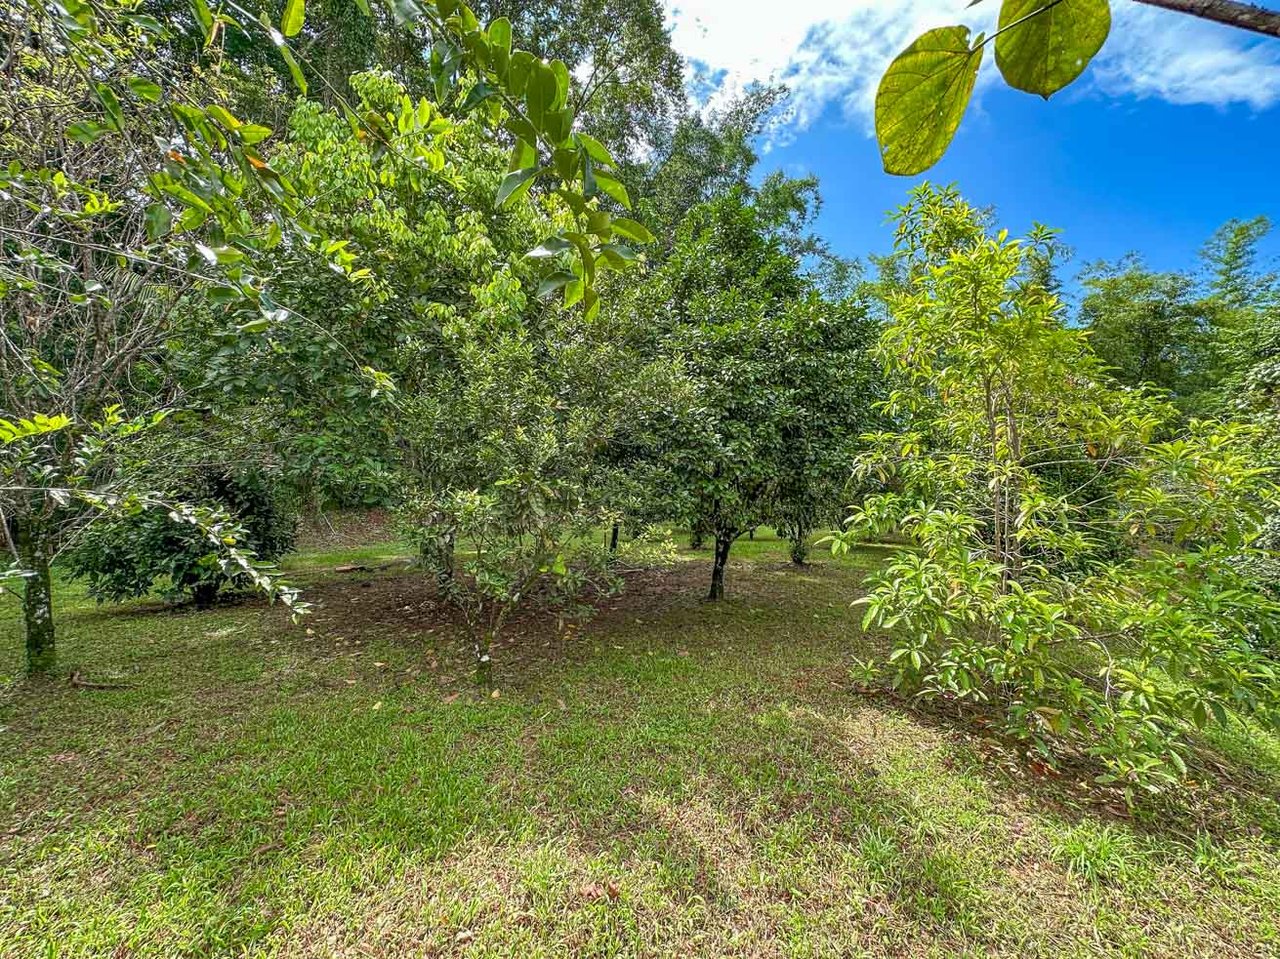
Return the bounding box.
[875,0,1280,176]
[398,264,675,681]
[65,465,297,607]
[1079,257,1216,412]
[1,0,327,672]
[833,187,1280,794]
[1,0,646,673]
[630,185,877,597]
[768,293,881,564]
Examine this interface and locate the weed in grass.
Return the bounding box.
[1050,822,1145,886]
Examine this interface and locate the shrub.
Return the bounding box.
[67,469,297,606]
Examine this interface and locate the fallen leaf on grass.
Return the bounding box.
[579,881,621,902]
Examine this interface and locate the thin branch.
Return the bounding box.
[1133,0,1280,39]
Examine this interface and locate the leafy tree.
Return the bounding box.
[833,188,1280,795]
[399,268,674,681]
[1,0,645,673]
[875,0,1280,175]
[767,293,881,564]
[631,186,876,597]
[1079,258,1216,412]
[468,0,683,163]
[0,0,329,672]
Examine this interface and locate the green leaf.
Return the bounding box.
[238,123,273,145]
[279,43,308,95]
[282,0,305,36]
[189,0,214,42]
[875,25,983,176]
[995,0,1110,97]
[461,81,497,113]
[590,170,630,209]
[95,83,124,131]
[127,77,163,102]
[67,120,110,144]
[526,236,573,258]
[535,271,577,298]
[550,59,571,109]
[611,216,655,244]
[488,16,511,75]
[598,243,636,269]
[574,132,613,166]
[0,414,72,445]
[206,104,241,131]
[261,15,308,94]
[508,138,536,172]
[144,203,172,241]
[563,278,584,309]
[524,62,558,131]
[496,166,540,207]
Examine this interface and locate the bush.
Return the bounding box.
[67,469,297,606]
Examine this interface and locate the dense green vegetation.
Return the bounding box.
[3,0,1280,954]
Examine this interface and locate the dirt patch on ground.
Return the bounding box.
[295,509,394,551]
[282,556,839,688]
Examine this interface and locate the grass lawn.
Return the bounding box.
[1,527,1278,957]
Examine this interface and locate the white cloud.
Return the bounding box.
[664,0,1280,143]
[1094,5,1280,110]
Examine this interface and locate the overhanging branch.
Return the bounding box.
[1133,0,1280,39]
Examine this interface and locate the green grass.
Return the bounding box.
[1,527,1278,957]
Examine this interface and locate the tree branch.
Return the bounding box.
[1133,0,1280,39]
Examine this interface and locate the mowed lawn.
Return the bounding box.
[2,529,1279,958]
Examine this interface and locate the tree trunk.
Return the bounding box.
[608,522,620,554]
[789,525,810,565]
[13,518,55,674]
[474,630,493,688]
[191,581,219,609]
[708,532,734,601]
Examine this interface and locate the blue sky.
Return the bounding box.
[664,1,1280,291]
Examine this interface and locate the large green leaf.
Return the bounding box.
[496,166,540,207]
[281,0,304,37]
[995,0,1110,97]
[875,26,983,177]
[610,217,655,244]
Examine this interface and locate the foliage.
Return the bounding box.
[0,0,644,673]
[413,484,620,685]
[1079,258,1217,412]
[66,468,297,606]
[832,187,1280,795]
[397,265,673,678]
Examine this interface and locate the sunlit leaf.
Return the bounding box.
[496,166,540,207]
[995,0,1111,97]
[874,26,983,176]
[281,0,305,37]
